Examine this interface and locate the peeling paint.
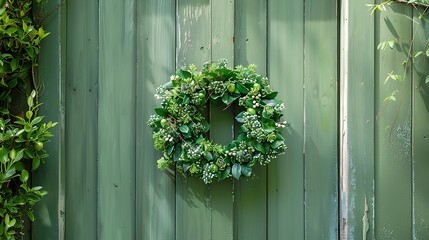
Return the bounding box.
[362,197,369,240]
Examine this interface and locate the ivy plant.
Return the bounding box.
[0,0,55,239]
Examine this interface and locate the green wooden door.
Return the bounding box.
[32,0,429,239]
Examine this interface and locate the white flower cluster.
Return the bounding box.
[243,113,265,142]
[154,85,167,99]
[147,115,161,128]
[186,144,204,160]
[276,121,288,128]
[208,81,226,94]
[202,164,216,184]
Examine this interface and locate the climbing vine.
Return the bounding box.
[0,0,55,239]
[368,0,429,102]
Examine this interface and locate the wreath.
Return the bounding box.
[147,59,287,184]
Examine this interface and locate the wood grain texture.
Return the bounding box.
[58,0,98,239]
[136,0,176,239]
[210,2,235,240]
[32,0,67,239]
[412,8,429,239]
[98,0,136,239]
[375,5,412,239]
[304,0,339,239]
[341,0,375,239]
[175,1,212,239]
[267,0,305,239]
[233,0,268,239]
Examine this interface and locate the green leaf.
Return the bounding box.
[6,27,17,36]
[276,133,285,141]
[241,165,252,177]
[12,162,25,171]
[262,99,277,107]
[32,157,41,171]
[262,118,276,132]
[182,132,192,139]
[265,91,278,99]
[27,193,42,202]
[15,149,24,162]
[204,152,213,161]
[5,167,15,179]
[10,58,18,71]
[25,47,34,58]
[173,144,182,161]
[167,145,174,155]
[38,27,45,37]
[179,125,189,133]
[232,163,242,180]
[24,123,32,132]
[262,109,273,119]
[176,69,191,79]
[236,83,249,94]
[0,107,9,114]
[183,163,191,172]
[26,110,33,120]
[271,140,284,149]
[182,95,190,104]
[31,116,44,125]
[219,166,231,180]
[154,108,168,117]
[20,170,29,182]
[0,147,9,164]
[235,111,245,123]
[201,120,210,133]
[255,142,264,153]
[27,95,34,108]
[26,211,35,221]
[222,93,240,105]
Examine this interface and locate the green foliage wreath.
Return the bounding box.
[148,59,287,184]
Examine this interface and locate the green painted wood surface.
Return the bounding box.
[412,9,429,239]
[210,1,235,240]
[343,0,375,239]
[267,0,305,239]
[33,0,66,239]
[98,0,136,239]
[137,0,176,239]
[375,5,412,239]
[175,1,212,239]
[37,0,429,239]
[304,0,338,239]
[234,0,267,239]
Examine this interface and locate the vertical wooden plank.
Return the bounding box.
[304,0,338,239]
[267,0,305,239]
[62,0,99,239]
[175,1,212,239]
[234,1,267,240]
[98,0,136,239]
[412,8,429,239]
[341,0,375,239]
[136,0,176,239]
[33,0,67,239]
[210,1,234,240]
[375,5,412,239]
[211,0,234,63]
